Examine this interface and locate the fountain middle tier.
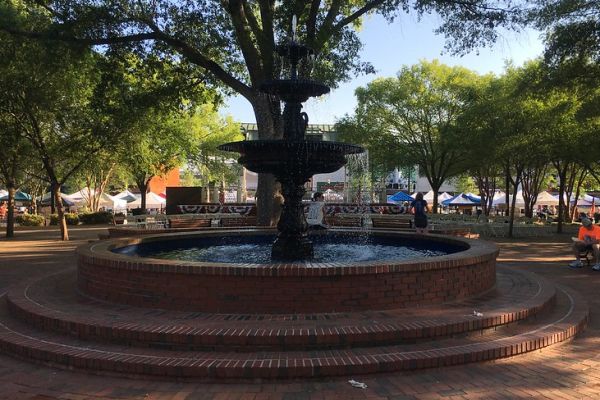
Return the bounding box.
[218,139,363,178]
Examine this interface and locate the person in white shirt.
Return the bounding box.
[307,192,327,229]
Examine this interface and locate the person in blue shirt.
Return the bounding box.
[410,192,429,234]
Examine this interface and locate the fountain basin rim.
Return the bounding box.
[80,230,499,277]
[218,140,364,155]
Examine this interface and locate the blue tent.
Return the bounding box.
[388,191,414,203]
[441,193,480,206]
[0,190,32,202]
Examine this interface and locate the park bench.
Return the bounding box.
[370,215,413,230]
[324,214,363,227]
[168,217,212,229]
[220,216,257,227]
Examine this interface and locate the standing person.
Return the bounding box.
[410,192,429,234]
[569,217,600,270]
[307,192,327,229]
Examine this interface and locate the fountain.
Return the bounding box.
[0,17,586,383]
[218,19,363,260]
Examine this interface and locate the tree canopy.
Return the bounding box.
[0,0,528,224]
[337,60,483,211]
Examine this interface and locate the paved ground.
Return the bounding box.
[0,226,598,399]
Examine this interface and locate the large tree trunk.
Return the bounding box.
[508,180,518,238]
[5,186,16,238]
[555,162,568,234]
[136,179,149,214]
[252,94,283,226]
[52,182,69,241]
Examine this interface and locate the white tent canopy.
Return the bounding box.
[535,191,560,206]
[67,188,99,204]
[438,192,453,202]
[583,194,600,204]
[65,188,126,211]
[97,193,127,211]
[0,189,7,199]
[493,191,524,207]
[39,192,76,206]
[114,189,139,202]
[128,192,166,209]
[422,190,435,202]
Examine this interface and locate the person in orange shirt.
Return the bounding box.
[570,217,600,270]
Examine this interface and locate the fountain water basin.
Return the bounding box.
[77,230,498,314]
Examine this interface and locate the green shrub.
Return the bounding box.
[15,214,45,226]
[78,211,113,224]
[49,213,79,225]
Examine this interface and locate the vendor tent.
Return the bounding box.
[128,192,166,209]
[422,190,435,202]
[38,192,75,207]
[493,191,525,207]
[0,190,32,202]
[67,188,101,204]
[438,192,453,202]
[114,189,139,202]
[442,193,480,206]
[0,189,7,199]
[97,193,127,211]
[535,191,560,206]
[388,191,414,203]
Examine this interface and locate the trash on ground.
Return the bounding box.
[348,379,368,389]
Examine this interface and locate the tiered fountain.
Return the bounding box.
[218,20,363,259]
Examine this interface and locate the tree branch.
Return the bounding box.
[0,27,159,45]
[224,0,265,85]
[306,0,321,45]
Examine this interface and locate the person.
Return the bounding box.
[410,192,429,234]
[0,202,6,219]
[307,192,327,229]
[569,217,600,270]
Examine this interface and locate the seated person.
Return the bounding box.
[306,192,327,229]
[569,217,600,270]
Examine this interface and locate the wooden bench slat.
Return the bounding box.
[220,217,257,227]
[168,218,211,228]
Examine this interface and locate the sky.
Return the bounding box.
[221,12,545,125]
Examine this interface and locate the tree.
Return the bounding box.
[121,110,191,212]
[187,105,244,189]
[0,113,39,237]
[0,23,112,240]
[459,75,504,216]
[528,0,600,65]
[1,0,524,224]
[338,60,480,211]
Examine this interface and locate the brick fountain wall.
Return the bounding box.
[77,231,498,314]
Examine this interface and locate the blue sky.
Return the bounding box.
[221,13,545,124]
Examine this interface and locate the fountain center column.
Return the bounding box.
[272,177,313,260]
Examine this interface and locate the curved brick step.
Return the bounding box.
[7,268,556,351]
[0,285,588,380]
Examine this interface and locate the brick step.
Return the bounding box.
[0,286,588,380]
[8,268,556,351]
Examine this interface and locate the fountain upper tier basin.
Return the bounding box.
[78,230,499,314]
[218,140,364,177]
[260,79,330,102]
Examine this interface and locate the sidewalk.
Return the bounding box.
[0,228,598,399]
